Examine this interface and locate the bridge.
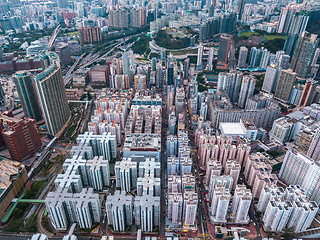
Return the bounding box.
[2,193,45,224]
[48,25,61,49]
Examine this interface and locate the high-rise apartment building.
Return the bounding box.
[307,128,320,161]
[274,69,297,103]
[262,197,293,232]
[168,192,183,224]
[262,64,280,93]
[217,71,243,103]
[12,71,42,122]
[76,132,117,160]
[231,185,252,223]
[167,63,174,85]
[175,88,185,115]
[105,191,133,232]
[209,175,233,201]
[237,0,245,20]
[115,158,137,192]
[225,160,241,189]
[238,75,256,108]
[139,158,161,178]
[78,26,102,45]
[0,116,41,161]
[137,174,161,196]
[285,186,319,233]
[237,46,248,68]
[85,156,110,191]
[279,54,290,69]
[257,185,285,213]
[205,159,222,186]
[210,185,231,223]
[196,43,204,69]
[277,8,309,36]
[183,189,198,226]
[279,150,313,187]
[298,79,317,107]
[291,32,319,78]
[45,187,101,230]
[248,47,261,68]
[134,74,146,90]
[279,150,320,204]
[33,51,71,136]
[134,194,160,232]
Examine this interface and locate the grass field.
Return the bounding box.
[241,31,287,41]
[66,31,78,37]
[169,48,198,56]
[241,32,260,37]
[264,35,287,40]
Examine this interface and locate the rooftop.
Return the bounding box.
[219,122,246,135]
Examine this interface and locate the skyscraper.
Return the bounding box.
[237,46,248,68]
[105,191,133,232]
[277,8,309,35]
[274,69,297,103]
[217,34,231,69]
[78,26,102,45]
[0,114,42,161]
[196,43,204,69]
[262,64,280,93]
[231,185,252,223]
[210,185,231,222]
[291,32,319,78]
[167,63,174,85]
[298,79,317,107]
[0,85,5,107]
[279,150,313,188]
[279,54,290,69]
[307,128,320,162]
[311,48,320,66]
[13,71,42,122]
[283,34,299,57]
[33,51,71,136]
[207,48,214,70]
[287,11,309,36]
[238,75,256,108]
[217,71,242,101]
[248,47,262,68]
[237,0,245,20]
[134,194,160,232]
[123,50,130,75]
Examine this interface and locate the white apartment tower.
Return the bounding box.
[183,189,198,226]
[167,192,183,223]
[134,194,160,232]
[225,160,241,189]
[231,185,252,223]
[238,75,256,109]
[210,185,231,223]
[238,46,248,68]
[105,191,133,232]
[115,158,137,192]
[262,198,293,232]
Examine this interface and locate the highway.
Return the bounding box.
[80,32,144,69]
[63,32,145,86]
[64,53,86,85]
